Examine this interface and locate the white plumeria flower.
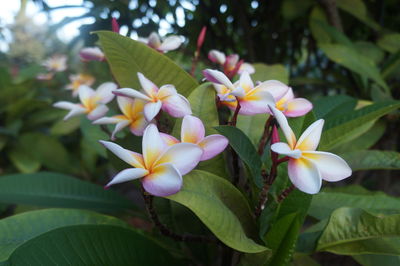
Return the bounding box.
[203,69,288,115]
[138,32,183,53]
[42,54,67,72]
[208,50,255,75]
[269,106,352,194]
[79,47,105,61]
[66,73,95,97]
[93,96,150,140]
[160,115,229,161]
[274,87,313,117]
[53,82,116,121]
[114,72,192,121]
[101,124,202,196]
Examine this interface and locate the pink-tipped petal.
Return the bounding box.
[238,63,255,74]
[106,168,148,187]
[162,94,192,118]
[147,32,161,48]
[238,89,275,115]
[302,151,352,182]
[181,115,205,144]
[157,85,177,99]
[79,47,105,61]
[198,134,228,161]
[295,119,324,151]
[283,98,313,117]
[208,50,226,65]
[269,106,296,149]
[225,54,239,70]
[142,163,182,197]
[99,140,144,168]
[142,124,167,169]
[239,71,254,92]
[144,101,162,121]
[111,120,131,140]
[155,143,202,175]
[87,105,109,120]
[92,116,124,125]
[160,133,180,146]
[202,69,234,90]
[115,88,152,102]
[271,142,302,159]
[95,82,117,104]
[288,158,322,194]
[159,35,182,51]
[257,80,289,101]
[130,116,149,136]
[137,73,158,97]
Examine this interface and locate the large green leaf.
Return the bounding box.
[252,63,289,84]
[309,186,400,220]
[167,170,267,253]
[5,225,182,265]
[96,31,198,97]
[237,114,269,147]
[215,125,263,187]
[319,43,389,92]
[353,254,400,266]
[319,101,400,150]
[0,172,133,212]
[377,33,400,54]
[355,41,385,64]
[336,0,381,31]
[340,150,400,171]
[0,208,128,262]
[317,208,400,255]
[80,117,108,157]
[313,95,356,119]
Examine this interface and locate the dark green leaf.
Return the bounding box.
[340,150,400,171]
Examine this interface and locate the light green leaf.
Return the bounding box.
[96,31,198,97]
[309,186,400,220]
[0,208,128,262]
[8,147,41,173]
[377,33,400,54]
[340,150,400,171]
[0,172,134,212]
[50,116,81,136]
[252,63,289,84]
[355,41,385,64]
[167,170,267,253]
[319,101,400,150]
[353,254,400,266]
[215,125,263,187]
[237,114,269,147]
[317,208,400,255]
[6,225,182,265]
[80,117,108,157]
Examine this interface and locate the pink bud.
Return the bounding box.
[112,17,120,33]
[79,47,105,62]
[197,26,207,48]
[271,125,280,144]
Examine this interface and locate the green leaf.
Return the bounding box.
[80,117,108,157]
[0,172,133,212]
[50,116,81,136]
[353,254,400,266]
[8,147,41,173]
[309,7,331,43]
[336,0,381,31]
[319,43,389,92]
[167,170,267,253]
[340,150,400,171]
[355,41,385,64]
[215,125,263,187]
[6,225,182,265]
[0,208,128,262]
[252,63,289,84]
[382,51,400,79]
[377,33,400,54]
[317,208,400,255]
[309,186,400,220]
[313,95,357,120]
[96,31,198,97]
[237,114,269,147]
[319,101,400,150]
[281,0,313,21]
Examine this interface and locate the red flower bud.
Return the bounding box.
[112,17,120,33]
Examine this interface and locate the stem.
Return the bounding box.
[257,116,274,155]
[142,189,218,243]
[277,156,289,165]
[229,98,241,126]
[277,184,296,203]
[190,50,200,77]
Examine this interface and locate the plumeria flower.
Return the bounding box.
[274,87,313,117]
[100,124,202,196]
[36,72,54,80]
[208,50,255,77]
[66,73,95,97]
[79,47,105,62]
[42,54,67,72]
[138,32,183,53]
[113,72,192,121]
[53,82,116,121]
[203,69,288,115]
[93,96,150,140]
[269,106,352,194]
[160,115,228,161]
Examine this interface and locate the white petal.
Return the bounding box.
[147,32,161,48]
[92,116,124,125]
[269,106,296,149]
[208,50,226,65]
[114,88,152,101]
[257,80,289,101]
[160,133,180,146]
[53,101,77,110]
[111,120,131,140]
[303,151,352,182]
[79,47,105,61]
[117,96,135,117]
[142,124,167,169]
[106,168,148,187]
[137,72,158,97]
[271,142,302,159]
[95,82,117,104]
[159,36,182,51]
[144,101,162,121]
[202,69,234,90]
[87,105,109,120]
[238,89,275,115]
[142,163,182,197]
[238,63,255,74]
[225,54,239,69]
[155,143,202,175]
[100,140,145,168]
[288,158,322,194]
[239,71,254,92]
[78,85,96,106]
[181,115,205,143]
[157,84,177,99]
[64,106,87,120]
[198,134,229,161]
[295,119,324,151]
[161,94,192,118]
[231,86,246,98]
